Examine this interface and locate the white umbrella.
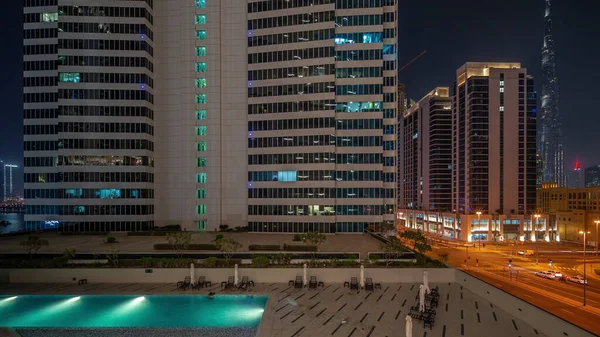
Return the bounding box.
[419,284,425,312]
[303,263,308,287]
[405,315,413,337]
[360,265,365,289]
[190,263,195,285]
[423,271,430,294]
[234,264,239,286]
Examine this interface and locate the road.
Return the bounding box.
[420,236,600,336]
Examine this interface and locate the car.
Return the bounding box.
[517,250,535,256]
[547,270,562,278]
[566,276,588,284]
[535,271,555,279]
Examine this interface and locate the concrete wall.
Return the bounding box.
[455,270,595,337]
[7,267,455,284]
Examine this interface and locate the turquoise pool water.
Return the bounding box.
[0,295,267,328]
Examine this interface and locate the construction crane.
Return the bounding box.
[398,50,426,72]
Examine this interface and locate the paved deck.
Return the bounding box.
[1,282,547,337]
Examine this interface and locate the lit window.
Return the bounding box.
[195,78,207,88]
[59,73,80,83]
[195,14,206,24]
[196,126,207,136]
[197,157,207,167]
[196,46,207,57]
[196,62,207,72]
[195,0,206,8]
[97,189,121,199]
[197,141,207,151]
[500,80,504,87]
[41,12,58,22]
[196,94,207,104]
[276,170,297,182]
[196,204,207,214]
[500,106,504,112]
[197,188,207,199]
[196,173,207,183]
[500,87,504,93]
[196,110,207,120]
[197,220,207,231]
[196,30,207,40]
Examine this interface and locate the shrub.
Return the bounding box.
[105,236,117,244]
[283,244,316,251]
[270,253,292,265]
[252,255,270,267]
[249,244,280,251]
[346,254,359,260]
[128,231,173,236]
[293,234,302,241]
[203,257,217,267]
[153,243,217,250]
[219,224,229,231]
[215,234,224,241]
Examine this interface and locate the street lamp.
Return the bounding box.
[476,211,482,250]
[534,214,540,265]
[594,220,600,257]
[579,230,590,306]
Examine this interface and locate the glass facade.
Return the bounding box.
[247,0,397,233]
[23,0,155,232]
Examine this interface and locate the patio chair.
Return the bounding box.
[365,278,374,291]
[192,276,210,290]
[177,276,191,290]
[221,276,235,290]
[308,276,317,289]
[423,313,435,329]
[294,275,303,288]
[350,277,359,291]
[239,276,254,290]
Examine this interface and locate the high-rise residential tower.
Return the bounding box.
[23,0,398,233]
[398,87,452,211]
[540,0,565,186]
[397,63,538,242]
[452,63,537,216]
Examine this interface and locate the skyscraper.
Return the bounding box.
[398,87,452,211]
[23,0,398,233]
[397,62,538,241]
[540,0,565,186]
[452,63,537,216]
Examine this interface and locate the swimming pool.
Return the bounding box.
[0,295,267,328]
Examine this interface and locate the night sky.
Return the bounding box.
[1,1,599,195]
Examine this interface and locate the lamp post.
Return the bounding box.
[579,230,590,306]
[595,220,600,257]
[534,214,540,265]
[476,211,482,250]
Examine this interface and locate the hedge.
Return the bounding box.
[249,244,280,251]
[128,231,180,236]
[60,232,109,236]
[283,244,316,251]
[153,243,218,250]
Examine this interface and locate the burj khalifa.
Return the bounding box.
[540,0,565,186]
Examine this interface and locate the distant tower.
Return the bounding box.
[574,160,582,188]
[540,0,565,186]
[3,164,17,201]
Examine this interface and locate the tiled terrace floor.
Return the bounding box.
[1,282,547,337]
